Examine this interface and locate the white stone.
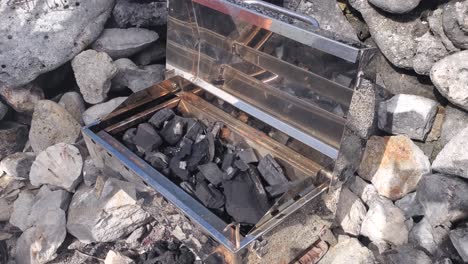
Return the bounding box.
[348,176,379,205]
[433,126,468,179]
[104,250,134,264]
[0,152,35,179]
[0,83,44,114]
[58,91,86,125]
[82,97,127,125]
[319,235,375,264]
[335,187,367,236]
[112,58,165,93]
[9,191,35,231]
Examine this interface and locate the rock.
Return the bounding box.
[83,157,101,187]
[0,0,115,87]
[360,197,408,246]
[0,152,35,179]
[112,58,165,93]
[67,178,151,243]
[58,92,86,125]
[335,187,367,236]
[9,191,35,231]
[0,198,11,221]
[82,97,127,125]
[433,126,468,179]
[29,100,81,153]
[368,0,421,13]
[104,250,134,264]
[409,217,456,258]
[382,245,431,264]
[395,192,424,219]
[133,42,166,66]
[416,173,468,226]
[413,32,449,75]
[439,105,468,146]
[431,51,468,111]
[347,176,379,205]
[450,226,468,262]
[0,101,7,120]
[358,136,430,200]
[112,0,167,28]
[378,94,438,141]
[71,50,117,104]
[428,8,460,53]
[27,186,70,228]
[319,235,375,264]
[30,143,83,192]
[443,0,468,50]
[91,28,159,59]
[16,208,67,264]
[0,121,28,160]
[0,83,44,114]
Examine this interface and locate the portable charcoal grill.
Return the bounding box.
[82,0,376,262]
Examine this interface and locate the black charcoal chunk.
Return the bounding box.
[257,154,288,186]
[176,137,193,158]
[234,159,249,172]
[265,181,300,197]
[180,181,196,196]
[247,166,267,197]
[198,162,224,186]
[163,146,179,158]
[221,153,235,171]
[149,108,175,128]
[169,157,189,181]
[186,136,209,170]
[223,166,237,181]
[223,172,270,224]
[206,133,215,162]
[145,152,169,170]
[211,121,223,137]
[134,123,163,154]
[194,181,225,209]
[122,128,137,151]
[237,148,258,164]
[160,116,186,145]
[184,120,204,141]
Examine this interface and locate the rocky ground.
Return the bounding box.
[0,0,467,263]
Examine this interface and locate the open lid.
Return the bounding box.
[166,0,376,161]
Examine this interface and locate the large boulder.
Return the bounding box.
[431,51,468,111]
[0,0,115,87]
[0,83,44,114]
[358,135,430,200]
[319,235,375,264]
[112,58,165,93]
[91,28,159,59]
[58,92,86,125]
[29,100,81,153]
[334,187,367,236]
[71,50,117,104]
[112,0,167,28]
[0,121,28,160]
[368,0,421,14]
[433,126,468,179]
[443,0,468,50]
[67,178,151,243]
[0,152,35,179]
[378,94,439,141]
[82,97,127,125]
[416,173,468,226]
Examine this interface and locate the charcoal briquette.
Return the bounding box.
[198,162,224,186]
[194,181,225,209]
[234,159,249,172]
[169,157,189,181]
[148,108,175,129]
[265,181,301,197]
[237,148,258,164]
[257,154,288,186]
[145,152,169,170]
[134,123,163,154]
[122,128,137,151]
[175,137,193,158]
[184,120,205,141]
[186,137,209,170]
[221,153,235,171]
[160,116,186,145]
[180,181,196,196]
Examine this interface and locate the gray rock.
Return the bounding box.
[413,32,449,75]
[0,152,35,179]
[0,83,44,114]
[27,186,70,229]
[82,157,101,187]
[439,105,468,146]
[112,0,167,28]
[409,217,457,258]
[133,42,166,66]
[9,191,35,231]
[395,192,424,219]
[0,101,7,120]
[0,121,28,160]
[58,92,86,125]
[433,126,468,179]
[416,173,468,226]
[0,198,11,221]
[82,97,127,125]
[30,143,83,192]
[360,197,408,246]
[0,0,115,87]
[431,51,468,111]
[67,178,151,243]
[347,175,379,205]
[112,59,165,93]
[378,94,439,141]
[368,0,421,13]
[71,50,117,104]
[319,235,375,264]
[428,8,460,53]
[104,250,134,264]
[335,187,367,236]
[91,28,159,59]
[29,100,81,153]
[450,226,468,262]
[382,245,432,264]
[443,0,468,50]
[358,136,430,200]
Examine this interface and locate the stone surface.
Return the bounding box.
[67,178,151,243]
[58,92,86,125]
[71,50,117,104]
[0,83,44,114]
[413,32,449,75]
[0,152,35,179]
[133,42,166,66]
[431,51,468,111]
[0,121,28,160]
[360,197,408,246]
[443,0,468,50]
[112,58,165,93]
[368,0,421,14]
[450,226,468,262]
[409,217,456,258]
[9,191,34,231]
[347,175,379,205]
[378,94,439,140]
[0,198,11,221]
[82,157,101,187]
[104,250,134,264]
[394,192,424,219]
[382,245,432,264]
[319,235,375,264]
[335,187,367,236]
[30,143,83,192]
[112,0,167,28]
[92,28,159,59]
[0,0,115,87]
[429,8,460,53]
[358,136,430,200]
[82,97,127,125]
[416,173,468,226]
[439,105,468,146]
[0,101,7,120]
[433,126,468,179]
[29,100,81,153]
[26,186,70,228]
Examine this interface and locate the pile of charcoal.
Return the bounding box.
[121,108,293,227]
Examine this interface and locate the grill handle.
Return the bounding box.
[243,0,320,28]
